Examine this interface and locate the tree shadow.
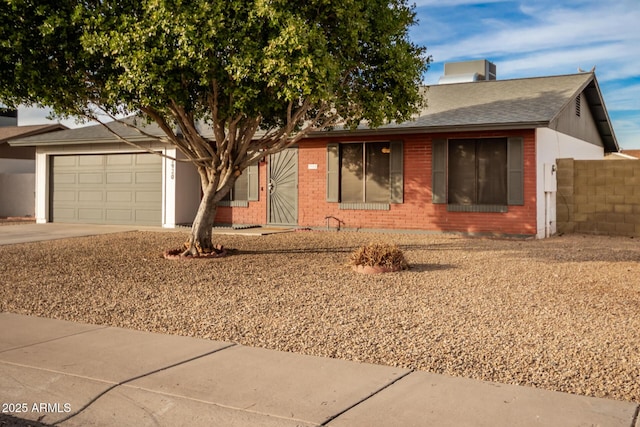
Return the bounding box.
[408,263,457,272]
[234,245,360,256]
[0,413,52,427]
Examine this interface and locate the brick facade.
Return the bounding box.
[215,129,538,236]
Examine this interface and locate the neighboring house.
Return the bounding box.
[0,123,66,217]
[606,151,638,160]
[9,60,619,238]
[620,149,640,159]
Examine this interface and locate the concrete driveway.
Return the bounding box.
[0,223,291,246]
[0,223,151,246]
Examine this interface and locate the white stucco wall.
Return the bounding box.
[173,151,201,226]
[535,128,605,238]
[162,148,200,227]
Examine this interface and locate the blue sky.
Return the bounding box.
[410,0,640,149]
[18,0,640,149]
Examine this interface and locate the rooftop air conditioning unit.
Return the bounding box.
[438,59,496,84]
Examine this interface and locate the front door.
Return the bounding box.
[267,148,298,225]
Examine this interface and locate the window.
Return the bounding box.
[219,163,258,207]
[575,95,581,117]
[432,137,524,211]
[327,141,403,208]
[448,138,507,206]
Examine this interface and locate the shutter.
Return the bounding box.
[432,138,446,203]
[507,136,524,205]
[326,143,339,202]
[389,140,403,203]
[247,163,259,201]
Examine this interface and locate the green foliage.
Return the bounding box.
[0,0,429,129]
[1,0,429,248]
[349,242,409,270]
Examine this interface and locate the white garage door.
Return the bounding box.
[51,153,162,225]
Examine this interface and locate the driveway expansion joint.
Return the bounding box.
[319,369,415,426]
[630,404,639,427]
[0,325,109,355]
[49,342,237,425]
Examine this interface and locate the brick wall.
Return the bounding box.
[557,158,640,236]
[215,161,267,225]
[215,129,538,236]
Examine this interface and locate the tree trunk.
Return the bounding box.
[182,181,222,257]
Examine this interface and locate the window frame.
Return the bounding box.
[447,138,508,208]
[217,163,259,207]
[432,136,524,211]
[326,140,403,209]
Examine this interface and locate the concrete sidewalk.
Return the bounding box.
[0,313,637,427]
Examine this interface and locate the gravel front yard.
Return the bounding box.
[1,230,639,403]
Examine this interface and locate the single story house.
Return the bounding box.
[0,122,67,217]
[10,60,619,238]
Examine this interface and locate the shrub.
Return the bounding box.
[349,242,409,271]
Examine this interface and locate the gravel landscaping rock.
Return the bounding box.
[1,230,638,403]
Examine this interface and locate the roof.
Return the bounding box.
[331,72,618,152]
[0,124,67,143]
[8,116,216,147]
[7,118,167,146]
[10,73,619,152]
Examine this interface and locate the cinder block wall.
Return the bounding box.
[556,158,640,236]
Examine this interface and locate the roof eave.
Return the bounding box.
[8,135,164,147]
[307,122,547,139]
[583,77,619,153]
[556,74,619,153]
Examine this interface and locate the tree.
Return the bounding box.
[0,0,429,257]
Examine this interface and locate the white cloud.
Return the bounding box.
[602,84,640,112]
[415,0,640,149]
[413,0,507,6]
[423,2,640,83]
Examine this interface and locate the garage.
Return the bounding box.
[50,153,162,225]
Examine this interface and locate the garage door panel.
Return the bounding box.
[78,155,103,166]
[107,154,134,166]
[79,173,103,184]
[53,207,76,221]
[54,156,78,167]
[55,191,76,202]
[135,171,161,184]
[136,191,162,203]
[54,173,77,184]
[78,208,103,221]
[78,191,103,202]
[106,209,133,222]
[106,172,133,184]
[136,153,161,165]
[51,153,162,225]
[107,191,133,202]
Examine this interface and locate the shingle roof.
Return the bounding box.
[0,124,67,143]
[7,117,166,145]
[336,72,618,152]
[413,73,592,127]
[9,73,618,152]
